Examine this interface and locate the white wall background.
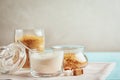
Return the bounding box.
[0,0,120,51]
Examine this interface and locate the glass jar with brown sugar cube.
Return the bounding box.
[52,45,88,76]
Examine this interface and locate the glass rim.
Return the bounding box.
[15,28,45,37]
[52,45,85,50]
[15,27,44,30]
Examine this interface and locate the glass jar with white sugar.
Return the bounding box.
[29,48,64,77]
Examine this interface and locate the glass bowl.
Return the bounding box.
[52,45,88,70]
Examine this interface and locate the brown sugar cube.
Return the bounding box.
[73,68,83,76]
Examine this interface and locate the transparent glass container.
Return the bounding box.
[0,42,26,74]
[52,45,88,70]
[15,28,45,68]
[29,48,64,77]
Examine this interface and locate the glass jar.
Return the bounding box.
[0,42,26,74]
[15,28,45,68]
[29,48,64,77]
[52,45,88,70]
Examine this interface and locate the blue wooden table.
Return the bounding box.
[86,52,120,80]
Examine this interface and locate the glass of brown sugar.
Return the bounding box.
[15,28,45,68]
